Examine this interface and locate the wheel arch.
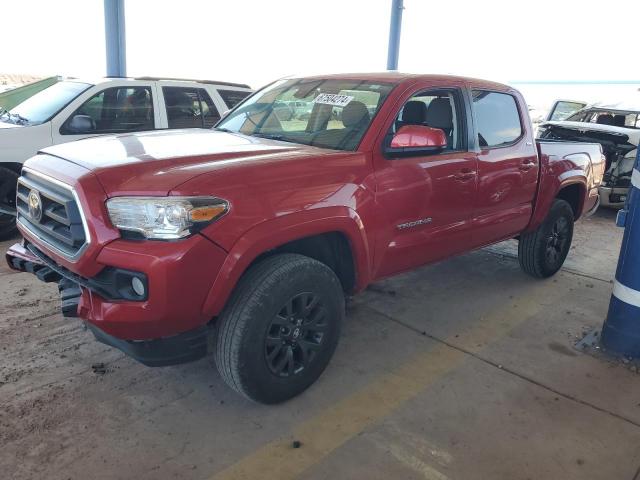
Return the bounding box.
[526,171,588,232]
[1,162,23,175]
[555,181,586,219]
[201,207,372,319]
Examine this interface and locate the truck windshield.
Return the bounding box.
[8,81,91,125]
[216,78,393,151]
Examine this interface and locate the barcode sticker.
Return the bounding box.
[313,93,354,107]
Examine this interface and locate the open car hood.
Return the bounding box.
[539,123,636,153]
[540,121,640,147]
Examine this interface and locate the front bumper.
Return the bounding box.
[87,322,209,367]
[598,185,629,209]
[7,233,228,348]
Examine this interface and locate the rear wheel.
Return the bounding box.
[0,166,19,241]
[215,253,344,404]
[518,199,574,278]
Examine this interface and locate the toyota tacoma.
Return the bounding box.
[7,73,604,403]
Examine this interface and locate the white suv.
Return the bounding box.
[0,76,252,238]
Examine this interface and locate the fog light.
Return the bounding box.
[131,277,145,297]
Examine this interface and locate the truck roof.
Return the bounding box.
[296,72,512,91]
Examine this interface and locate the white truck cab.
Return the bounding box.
[0,77,252,238]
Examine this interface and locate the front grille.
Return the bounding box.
[16,170,88,259]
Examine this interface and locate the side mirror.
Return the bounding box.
[66,115,95,134]
[385,125,447,157]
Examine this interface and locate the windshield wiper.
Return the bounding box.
[13,113,29,125]
[252,132,285,140]
[0,110,29,125]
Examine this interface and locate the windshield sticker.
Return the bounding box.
[313,93,354,108]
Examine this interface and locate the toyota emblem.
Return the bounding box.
[27,189,43,222]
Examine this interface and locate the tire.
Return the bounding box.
[518,199,574,278]
[215,253,344,404]
[0,166,19,241]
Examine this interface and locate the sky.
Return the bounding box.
[3,0,640,90]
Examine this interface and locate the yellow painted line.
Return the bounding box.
[211,282,561,480]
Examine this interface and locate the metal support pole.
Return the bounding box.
[104,0,126,77]
[386,0,404,70]
[601,148,640,357]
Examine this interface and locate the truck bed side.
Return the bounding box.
[526,140,605,232]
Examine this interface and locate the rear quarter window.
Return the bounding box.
[472,90,523,147]
[218,89,251,109]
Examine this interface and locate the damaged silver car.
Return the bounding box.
[538,101,640,208]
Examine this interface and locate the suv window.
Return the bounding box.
[566,109,640,129]
[472,91,522,147]
[62,86,154,134]
[218,89,251,109]
[391,89,463,151]
[163,87,220,129]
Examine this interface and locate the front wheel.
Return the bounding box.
[518,199,574,278]
[215,253,344,404]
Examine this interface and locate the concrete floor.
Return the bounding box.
[1,208,639,480]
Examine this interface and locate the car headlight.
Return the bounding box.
[106,196,229,240]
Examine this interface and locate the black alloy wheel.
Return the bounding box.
[265,292,327,377]
[215,253,344,404]
[544,216,570,270]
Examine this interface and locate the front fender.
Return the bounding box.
[0,122,52,164]
[201,206,372,318]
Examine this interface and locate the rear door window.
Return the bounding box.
[163,87,221,129]
[567,109,640,128]
[218,89,251,109]
[472,91,523,147]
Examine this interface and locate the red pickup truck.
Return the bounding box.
[7,73,604,403]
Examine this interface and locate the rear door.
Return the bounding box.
[158,82,222,129]
[373,83,479,278]
[470,88,539,247]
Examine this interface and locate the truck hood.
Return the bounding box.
[0,120,24,129]
[40,129,339,196]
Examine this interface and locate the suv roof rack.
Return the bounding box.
[134,76,251,89]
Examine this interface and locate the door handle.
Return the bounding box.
[454,168,476,181]
[519,161,536,171]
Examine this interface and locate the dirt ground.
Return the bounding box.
[1,208,639,480]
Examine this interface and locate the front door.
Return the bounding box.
[373,86,478,279]
[51,83,158,145]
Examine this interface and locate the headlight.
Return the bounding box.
[106,196,229,240]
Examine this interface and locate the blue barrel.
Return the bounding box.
[601,148,640,357]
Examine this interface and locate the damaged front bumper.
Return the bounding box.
[5,235,226,367]
[6,241,82,317]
